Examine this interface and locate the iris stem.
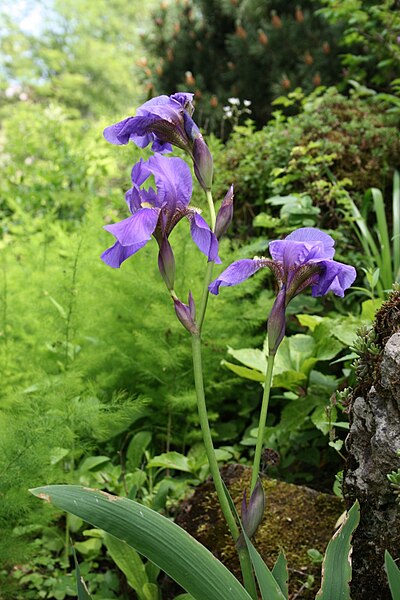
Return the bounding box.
[191,333,257,599]
[250,352,276,494]
[197,261,214,329]
[206,189,217,231]
[190,187,256,596]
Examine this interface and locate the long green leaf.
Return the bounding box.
[30,485,252,600]
[73,546,93,600]
[385,550,400,600]
[272,551,289,600]
[241,529,286,600]
[392,170,400,281]
[350,197,381,265]
[316,500,360,600]
[371,187,392,290]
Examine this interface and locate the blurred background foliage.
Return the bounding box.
[0,0,399,598]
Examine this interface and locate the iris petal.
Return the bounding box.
[189,212,221,264]
[103,117,139,145]
[101,240,147,268]
[147,155,192,210]
[311,260,357,297]
[104,207,159,247]
[269,239,327,268]
[209,259,264,295]
[286,227,335,259]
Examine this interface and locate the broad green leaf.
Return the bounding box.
[127,431,152,470]
[279,401,312,431]
[73,547,93,600]
[82,528,104,538]
[30,485,252,600]
[332,322,360,346]
[227,347,267,374]
[253,213,281,229]
[385,550,400,600]
[271,551,289,599]
[361,298,383,321]
[79,456,111,472]
[74,537,102,556]
[313,324,344,360]
[274,334,315,376]
[104,534,149,599]
[222,360,266,382]
[311,405,337,435]
[296,314,323,331]
[316,500,360,599]
[142,583,159,600]
[272,370,306,391]
[146,451,195,473]
[174,595,195,600]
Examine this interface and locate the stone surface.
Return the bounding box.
[344,332,400,600]
[167,464,343,600]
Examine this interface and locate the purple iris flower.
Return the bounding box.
[101,154,220,289]
[209,227,356,353]
[103,93,213,191]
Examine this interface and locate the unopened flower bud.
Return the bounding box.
[173,292,198,335]
[237,480,265,547]
[183,112,213,191]
[158,237,176,291]
[267,286,286,355]
[193,136,213,191]
[215,185,234,239]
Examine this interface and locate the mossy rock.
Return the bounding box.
[173,464,344,599]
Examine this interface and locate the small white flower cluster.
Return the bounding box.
[5,83,29,102]
[222,98,252,123]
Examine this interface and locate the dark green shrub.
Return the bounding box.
[318,0,400,91]
[212,87,400,233]
[142,0,344,132]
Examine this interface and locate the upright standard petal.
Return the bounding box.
[146,155,193,210]
[188,212,221,264]
[104,207,159,247]
[209,259,265,295]
[269,239,326,269]
[285,227,336,259]
[311,260,357,297]
[170,92,194,111]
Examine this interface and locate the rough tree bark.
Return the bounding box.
[344,292,400,600]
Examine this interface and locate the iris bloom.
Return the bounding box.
[209,227,356,353]
[103,93,213,191]
[101,154,220,289]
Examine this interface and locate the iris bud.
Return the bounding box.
[267,286,286,355]
[158,237,176,291]
[215,185,234,239]
[193,137,214,191]
[173,292,198,335]
[237,479,265,547]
